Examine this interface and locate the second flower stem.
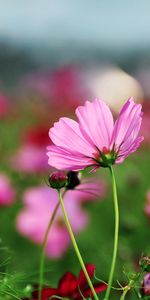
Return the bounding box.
[104,165,119,300]
[58,190,99,300]
[38,201,60,300]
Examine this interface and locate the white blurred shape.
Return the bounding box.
[86,66,143,113]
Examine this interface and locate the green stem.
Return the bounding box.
[58,190,99,300]
[104,165,119,300]
[38,201,60,300]
[120,287,130,300]
[120,279,135,300]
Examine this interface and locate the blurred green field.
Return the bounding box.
[0,111,149,300]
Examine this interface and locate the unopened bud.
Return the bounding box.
[66,171,81,190]
[140,256,150,272]
[49,171,68,190]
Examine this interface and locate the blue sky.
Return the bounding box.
[0,0,149,51]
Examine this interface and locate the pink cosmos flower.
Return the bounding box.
[47,98,143,171]
[16,181,104,258]
[11,145,50,173]
[22,66,87,110]
[0,174,15,206]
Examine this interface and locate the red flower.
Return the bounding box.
[24,264,107,300]
[23,125,50,147]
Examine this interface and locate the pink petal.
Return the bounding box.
[0,174,15,206]
[49,117,95,156]
[16,185,90,258]
[47,145,94,171]
[16,211,48,243]
[111,98,143,155]
[76,99,114,150]
[116,136,144,163]
[74,180,106,201]
[64,193,88,231]
[45,227,70,258]
[23,187,58,212]
[11,145,49,173]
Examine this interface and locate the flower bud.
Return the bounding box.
[140,256,150,272]
[66,171,81,190]
[49,171,68,190]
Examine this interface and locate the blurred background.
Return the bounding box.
[0,1,150,299]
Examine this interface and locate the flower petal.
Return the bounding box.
[47,145,94,171]
[49,117,95,156]
[111,97,143,154]
[78,264,95,288]
[45,226,70,258]
[83,282,107,298]
[64,193,88,231]
[76,99,114,150]
[58,272,78,297]
[116,136,144,163]
[74,180,106,201]
[32,287,58,300]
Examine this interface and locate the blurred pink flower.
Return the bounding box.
[47,98,143,171]
[11,145,49,173]
[49,66,87,110]
[16,180,104,258]
[11,125,51,173]
[22,66,88,110]
[145,190,150,217]
[0,174,15,206]
[0,93,11,118]
[72,180,106,202]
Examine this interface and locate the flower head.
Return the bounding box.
[23,264,107,300]
[47,98,143,171]
[16,179,105,258]
[49,171,68,189]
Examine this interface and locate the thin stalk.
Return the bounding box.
[58,190,99,300]
[38,201,60,300]
[120,280,135,300]
[104,165,119,300]
[120,287,130,300]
